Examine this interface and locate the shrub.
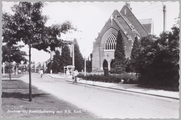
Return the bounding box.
[109,66,125,74]
[134,27,179,89]
[77,73,138,84]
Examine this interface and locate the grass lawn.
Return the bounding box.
[2,74,25,78]
[1,80,96,118]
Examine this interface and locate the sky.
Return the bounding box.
[2,1,180,63]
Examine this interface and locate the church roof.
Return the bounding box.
[93,4,152,51]
[139,18,152,34]
[120,5,149,36]
[96,4,150,41]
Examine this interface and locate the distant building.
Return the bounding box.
[92,3,153,71]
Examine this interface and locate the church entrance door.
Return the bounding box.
[103,60,108,69]
[103,60,108,76]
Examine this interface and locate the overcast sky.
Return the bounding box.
[2,1,180,63]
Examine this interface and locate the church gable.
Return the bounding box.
[120,5,148,36]
[95,10,122,45]
[114,11,136,41]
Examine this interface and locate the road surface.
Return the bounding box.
[20,73,179,119]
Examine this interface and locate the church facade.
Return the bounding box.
[92,4,153,71]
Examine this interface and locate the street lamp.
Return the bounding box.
[84,56,86,76]
[82,49,87,76]
[72,43,75,67]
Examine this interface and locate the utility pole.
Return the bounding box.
[72,44,75,67]
[84,57,86,76]
[163,4,166,32]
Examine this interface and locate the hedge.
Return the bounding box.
[77,72,138,84]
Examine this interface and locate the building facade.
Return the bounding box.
[92,4,153,71]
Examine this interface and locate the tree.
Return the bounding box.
[134,35,157,84]
[61,45,72,69]
[3,2,73,101]
[130,36,140,72]
[86,57,92,72]
[2,12,27,80]
[73,39,84,71]
[111,30,126,73]
[2,44,27,80]
[134,27,179,89]
[52,50,62,73]
[8,2,47,101]
[152,27,180,88]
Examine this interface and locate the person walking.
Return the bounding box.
[39,69,43,78]
[66,69,70,76]
[73,70,78,84]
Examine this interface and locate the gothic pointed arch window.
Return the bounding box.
[105,33,117,50]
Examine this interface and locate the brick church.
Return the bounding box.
[92,3,153,71]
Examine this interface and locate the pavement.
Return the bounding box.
[48,73,179,100]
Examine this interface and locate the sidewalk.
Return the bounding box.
[48,74,179,100]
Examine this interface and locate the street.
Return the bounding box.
[19,73,179,119]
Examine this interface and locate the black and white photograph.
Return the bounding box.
[1,0,180,119]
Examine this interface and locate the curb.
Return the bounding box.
[82,83,179,100]
[48,75,179,100]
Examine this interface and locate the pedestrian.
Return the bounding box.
[39,69,43,78]
[73,70,78,84]
[66,69,70,76]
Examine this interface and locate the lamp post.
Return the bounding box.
[84,56,86,76]
[72,43,75,67]
[82,49,87,76]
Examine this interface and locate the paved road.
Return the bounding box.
[20,73,179,119]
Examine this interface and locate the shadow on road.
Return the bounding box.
[2,92,48,100]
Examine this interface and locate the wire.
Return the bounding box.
[132,3,156,12]
[134,4,162,15]
[133,2,169,15]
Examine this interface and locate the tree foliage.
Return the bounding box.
[51,50,62,73]
[111,30,126,73]
[3,2,73,52]
[2,12,27,64]
[114,30,125,63]
[130,36,140,72]
[61,45,72,69]
[74,39,84,71]
[134,27,179,89]
[2,45,27,63]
